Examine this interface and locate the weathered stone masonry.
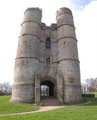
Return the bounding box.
[11,7,81,104]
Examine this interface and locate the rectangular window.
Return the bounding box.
[46,37,51,49]
[46,57,50,64]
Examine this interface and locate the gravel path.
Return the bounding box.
[0,106,64,117]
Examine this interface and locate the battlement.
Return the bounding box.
[41,23,57,30]
[24,7,42,15]
[23,7,42,24]
[56,7,72,18]
[51,24,57,30]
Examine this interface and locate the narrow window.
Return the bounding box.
[46,57,50,64]
[46,37,51,49]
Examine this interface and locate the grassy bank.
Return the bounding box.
[0,96,38,114]
[0,93,97,120]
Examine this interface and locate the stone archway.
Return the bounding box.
[41,80,54,97]
[40,77,59,105]
[40,76,56,97]
[34,76,60,105]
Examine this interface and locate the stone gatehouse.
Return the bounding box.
[11,7,81,104]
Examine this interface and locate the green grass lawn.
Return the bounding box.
[0,96,38,114]
[0,93,97,120]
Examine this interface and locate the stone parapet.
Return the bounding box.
[24,7,42,24]
[56,8,74,27]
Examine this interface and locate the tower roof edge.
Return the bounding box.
[24,7,42,14]
[56,7,72,16]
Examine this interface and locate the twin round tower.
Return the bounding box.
[11,7,82,104]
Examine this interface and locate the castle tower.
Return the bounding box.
[11,8,42,103]
[56,8,81,103]
[11,7,81,104]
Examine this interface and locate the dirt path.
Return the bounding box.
[0,106,64,117]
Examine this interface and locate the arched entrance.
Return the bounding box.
[41,80,54,97]
[39,77,60,105]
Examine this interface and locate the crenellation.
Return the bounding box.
[51,24,57,30]
[56,7,72,17]
[24,8,42,23]
[24,7,42,15]
[41,23,46,30]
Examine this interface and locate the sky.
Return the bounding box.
[0,0,97,84]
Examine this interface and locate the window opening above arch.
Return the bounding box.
[46,37,51,49]
[46,57,50,64]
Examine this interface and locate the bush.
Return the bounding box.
[81,93,95,98]
[0,90,5,96]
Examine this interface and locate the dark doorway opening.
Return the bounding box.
[41,80,54,97]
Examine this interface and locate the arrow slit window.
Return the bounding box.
[46,37,51,49]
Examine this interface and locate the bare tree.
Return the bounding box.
[81,83,88,93]
[0,82,12,94]
[82,78,97,92]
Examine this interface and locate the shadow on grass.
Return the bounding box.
[80,97,97,106]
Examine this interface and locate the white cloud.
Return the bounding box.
[70,0,92,10]
[73,1,97,81]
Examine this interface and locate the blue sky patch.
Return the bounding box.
[71,0,93,10]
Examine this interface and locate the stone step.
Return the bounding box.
[40,97,61,106]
